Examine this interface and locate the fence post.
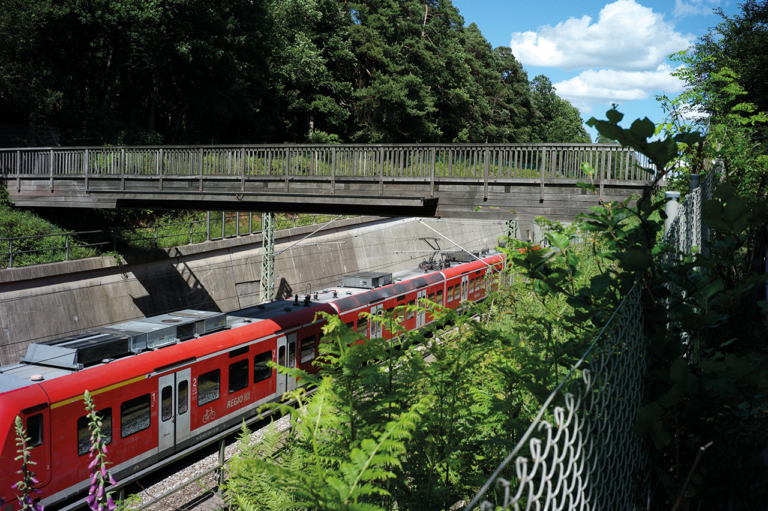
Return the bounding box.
[190,222,194,244]
[65,234,70,261]
[159,148,164,191]
[540,148,546,201]
[16,149,20,192]
[241,147,246,193]
[49,148,54,191]
[112,230,117,252]
[8,239,12,268]
[482,147,488,199]
[221,211,225,239]
[236,212,240,236]
[199,148,204,192]
[84,148,89,192]
[331,147,336,194]
[217,438,226,486]
[121,148,125,190]
[206,211,211,241]
[248,212,252,234]
[154,225,158,248]
[664,191,681,237]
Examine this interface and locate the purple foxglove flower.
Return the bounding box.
[35,490,42,495]
[90,504,99,511]
[11,482,18,490]
[86,494,96,506]
[91,472,98,485]
[107,496,116,511]
[102,445,108,454]
[88,458,98,469]
[31,476,39,484]
[108,474,117,486]
[98,422,102,428]
[100,466,107,477]
[96,485,104,499]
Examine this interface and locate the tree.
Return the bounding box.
[529,75,591,143]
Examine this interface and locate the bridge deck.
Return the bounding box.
[1,143,655,220]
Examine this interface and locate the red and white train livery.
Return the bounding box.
[0,251,504,510]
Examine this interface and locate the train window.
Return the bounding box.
[254,351,272,383]
[229,360,249,394]
[197,370,221,406]
[229,346,249,358]
[386,307,394,315]
[178,381,189,415]
[301,335,316,363]
[357,315,368,335]
[407,300,415,319]
[161,386,173,422]
[447,286,454,302]
[77,409,112,456]
[428,293,435,304]
[346,321,355,330]
[121,394,151,438]
[288,342,296,368]
[26,414,43,448]
[396,294,406,302]
[278,346,286,367]
[436,290,443,305]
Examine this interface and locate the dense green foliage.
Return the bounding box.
[0,0,588,145]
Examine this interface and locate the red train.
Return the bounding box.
[0,251,504,509]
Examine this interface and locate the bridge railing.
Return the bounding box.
[0,144,654,182]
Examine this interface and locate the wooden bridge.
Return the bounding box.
[0,143,655,220]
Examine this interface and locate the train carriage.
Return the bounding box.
[0,250,504,510]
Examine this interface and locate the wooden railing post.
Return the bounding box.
[16,149,20,192]
[540,147,546,201]
[120,148,125,190]
[431,147,437,197]
[199,148,204,191]
[331,147,336,194]
[241,147,246,193]
[84,148,89,192]
[482,147,489,199]
[49,149,54,191]
[159,148,164,191]
[379,147,384,196]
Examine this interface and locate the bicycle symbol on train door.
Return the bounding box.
[203,407,216,423]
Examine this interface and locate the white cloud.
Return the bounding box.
[510,0,694,71]
[553,64,686,105]
[674,0,719,17]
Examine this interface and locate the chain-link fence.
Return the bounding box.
[466,170,717,510]
[663,169,716,255]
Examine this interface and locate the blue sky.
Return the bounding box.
[451,0,740,140]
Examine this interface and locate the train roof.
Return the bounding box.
[0,250,503,395]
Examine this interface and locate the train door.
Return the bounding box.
[276,336,287,397]
[20,401,51,487]
[370,304,383,338]
[158,374,175,458]
[286,333,298,392]
[416,290,426,328]
[158,368,192,459]
[461,275,469,301]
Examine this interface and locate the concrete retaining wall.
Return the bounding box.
[0,216,505,366]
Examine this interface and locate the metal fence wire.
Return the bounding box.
[466,170,717,510]
[663,169,716,255]
[465,284,647,511]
